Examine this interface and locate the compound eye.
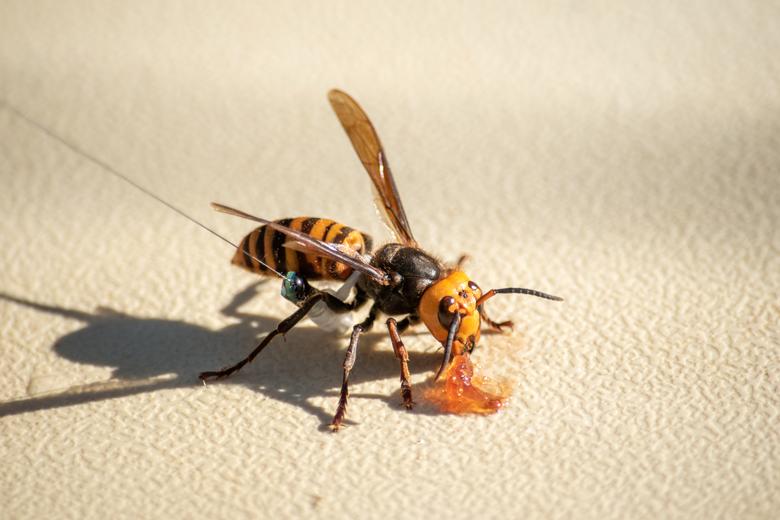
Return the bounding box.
[438,296,458,328]
[467,280,482,298]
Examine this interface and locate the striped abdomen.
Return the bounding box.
[231,217,373,281]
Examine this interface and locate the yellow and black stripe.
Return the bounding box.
[231,217,373,281]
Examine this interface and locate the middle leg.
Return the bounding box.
[330,304,378,431]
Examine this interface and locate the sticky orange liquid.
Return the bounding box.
[424,353,511,414]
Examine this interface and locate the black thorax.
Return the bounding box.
[358,244,443,315]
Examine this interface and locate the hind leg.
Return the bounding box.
[199,293,325,381]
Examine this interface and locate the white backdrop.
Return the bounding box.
[1,2,778,518]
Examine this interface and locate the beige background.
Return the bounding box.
[1,1,778,519]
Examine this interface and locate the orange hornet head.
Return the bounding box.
[420,271,564,381]
[419,271,483,378]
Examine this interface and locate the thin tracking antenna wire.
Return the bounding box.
[1,100,285,279]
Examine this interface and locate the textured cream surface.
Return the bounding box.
[1,2,779,519]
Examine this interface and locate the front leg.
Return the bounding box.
[331,305,378,431]
[478,304,514,333]
[386,315,418,410]
[453,254,470,270]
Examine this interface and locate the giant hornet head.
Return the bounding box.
[419,271,562,379]
[419,271,481,356]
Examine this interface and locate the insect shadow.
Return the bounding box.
[0,281,442,427]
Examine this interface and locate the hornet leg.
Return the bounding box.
[199,293,325,381]
[331,304,378,431]
[453,254,470,270]
[386,315,419,410]
[478,304,514,333]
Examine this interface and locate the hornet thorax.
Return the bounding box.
[359,244,443,315]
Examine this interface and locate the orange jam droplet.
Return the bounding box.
[424,353,512,414]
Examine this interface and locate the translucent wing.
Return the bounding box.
[327,89,417,246]
[211,203,391,285]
